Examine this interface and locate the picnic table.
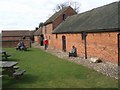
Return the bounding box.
[16,46,28,51]
[0,61,18,76]
[0,61,18,68]
[0,61,26,79]
[0,50,11,60]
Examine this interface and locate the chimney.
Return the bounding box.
[35,27,39,31]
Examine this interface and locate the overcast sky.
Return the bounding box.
[0,0,118,32]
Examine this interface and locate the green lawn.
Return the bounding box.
[2,48,118,88]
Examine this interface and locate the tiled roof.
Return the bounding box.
[33,28,42,36]
[2,30,32,37]
[53,1,120,34]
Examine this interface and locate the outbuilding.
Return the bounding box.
[52,1,120,64]
[2,30,32,48]
[34,27,44,45]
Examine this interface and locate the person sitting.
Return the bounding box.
[16,41,26,51]
[20,41,25,50]
[69,46,77,57]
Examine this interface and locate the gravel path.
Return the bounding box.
[32,43,118,79]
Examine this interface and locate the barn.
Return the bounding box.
[51,1,120,64]
[34,27,44,45]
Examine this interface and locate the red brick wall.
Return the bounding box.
[49,32,118,64]
[2,41,19,47]
[86,32,118,63]
[2,36,31,48]
[42,26,46,35]
[45,24,53,34]
[34,36,40,44]
[48,34,62,50]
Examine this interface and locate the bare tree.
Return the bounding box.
[53,1,80,13]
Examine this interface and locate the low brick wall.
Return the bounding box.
[2,36,31,48]
[34,36,40,44]
[2,40,31,48]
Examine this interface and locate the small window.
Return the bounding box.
[63,14,67,20]
[56,34,58,39]
[81,32,86,40]
[22,36,26,39]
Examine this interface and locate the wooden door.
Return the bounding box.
[40,34,44,46]
[62,35,66,52]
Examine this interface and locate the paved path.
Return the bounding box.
[32,43,118,79]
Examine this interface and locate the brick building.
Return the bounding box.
[34,27,44,45]
[39,6,77,47]
[2,30,32,48]
[51,1,120,64]
[34,28,42,44]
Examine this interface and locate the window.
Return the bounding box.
[22,36,26,39]
[63,14,67,20]
[81,32,87,40]
[56,34,58,39]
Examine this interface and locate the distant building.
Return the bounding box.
[2,30,33,48]
[34,27,44,45]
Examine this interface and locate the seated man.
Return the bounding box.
[16,40,26,51]
[69,46,77,57]
[20,41,26,51]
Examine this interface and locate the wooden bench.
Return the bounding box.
[69,52,77,57]
[16,47,28,51]
[13,69,26,79]
[2,54,11,60]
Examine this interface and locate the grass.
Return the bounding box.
[2,48,118,88]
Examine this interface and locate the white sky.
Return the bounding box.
[0,0,118,32]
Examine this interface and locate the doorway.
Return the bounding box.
[40,34,44,46]
[62,35,66,52]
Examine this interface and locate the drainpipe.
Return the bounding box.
[82,32,87,59]
[84,34,87,59]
